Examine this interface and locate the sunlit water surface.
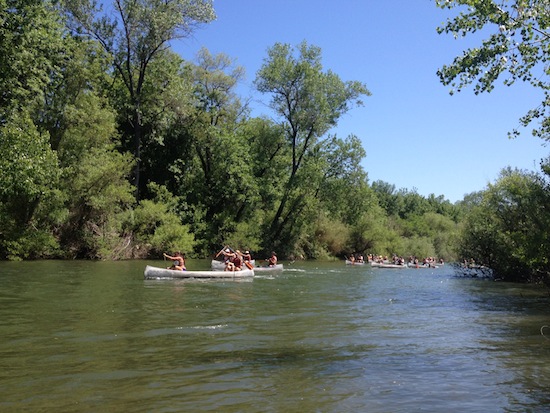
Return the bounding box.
[1,260,550,412]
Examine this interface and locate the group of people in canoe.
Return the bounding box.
[348,253,444,267]
[217,247,251,271]
[217,246,278,271]
[347,255,365,264]
[162,247,278,272]
[409,256,443,267]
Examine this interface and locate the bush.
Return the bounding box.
[124,199,195,257]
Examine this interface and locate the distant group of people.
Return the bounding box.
[368,254,405,265]
[351,253,402,264]
[409,256,443,267]
[163,249,444,271]
[349,253,444,267]
[387,255,406,265]
[218,247,277,271]
[348,255,365,264]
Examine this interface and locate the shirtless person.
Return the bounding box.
[163,252,186,271]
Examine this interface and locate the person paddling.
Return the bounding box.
[163,252,186,271]
[241,250,254,269]
[267,251,277,267]
[219,248,237,271]
[242,250,252,263]
[230,251,243,271]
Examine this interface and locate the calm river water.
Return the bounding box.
[1,260,550,412]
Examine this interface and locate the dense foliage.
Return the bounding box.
[437,0,550,283]
[455,164,550,283]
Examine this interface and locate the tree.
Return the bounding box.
[56,91,135,259]
[254,41,370,250]
[317,134,375,224]
[123,195,195,258]
[436,0,550,139]
[372,180,399,216]
[0,0,68,259]
[171,49,257,251]
[0,112,63,259]
[243,117,288,212]
[64,0,216,199]
[458,167,550,282]
[344,202,387,256]
[0,0,66,119]
[131,49,195,196]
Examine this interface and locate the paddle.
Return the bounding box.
[215,246,228,258]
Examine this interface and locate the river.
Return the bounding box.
[1,260,550,412]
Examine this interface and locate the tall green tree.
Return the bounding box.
[238,116,289,253]
[254,41,370,250]
[243,116,288,213]
[131,49,195,196]
[372,180,400,216]
[317,134,375,224]
[0,0,67,258]
[169,49,257,252]
[0,0,65,119]
[23,29,138,259]
[0,113,63,259]
[436,0,550,139]
[64,0,216,199]
[56,91,135,259]
[301,134,379,257]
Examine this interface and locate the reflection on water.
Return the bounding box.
[1,260,550,412]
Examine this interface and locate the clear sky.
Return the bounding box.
[172,0,548,203]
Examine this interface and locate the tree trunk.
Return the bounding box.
[133,107,142,201]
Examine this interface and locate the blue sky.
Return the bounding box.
[173,0,547,203]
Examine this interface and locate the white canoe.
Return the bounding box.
[253,264,284,273]
[345,260,366,266]
[370,261,407,269]
[407,262,439,269]
[144,265,254,279]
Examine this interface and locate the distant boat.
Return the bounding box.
[370,261,407,269]
[345,259,367,266]
[253,264,284,273]
[407,262,439,269]
[144,265,254,279]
